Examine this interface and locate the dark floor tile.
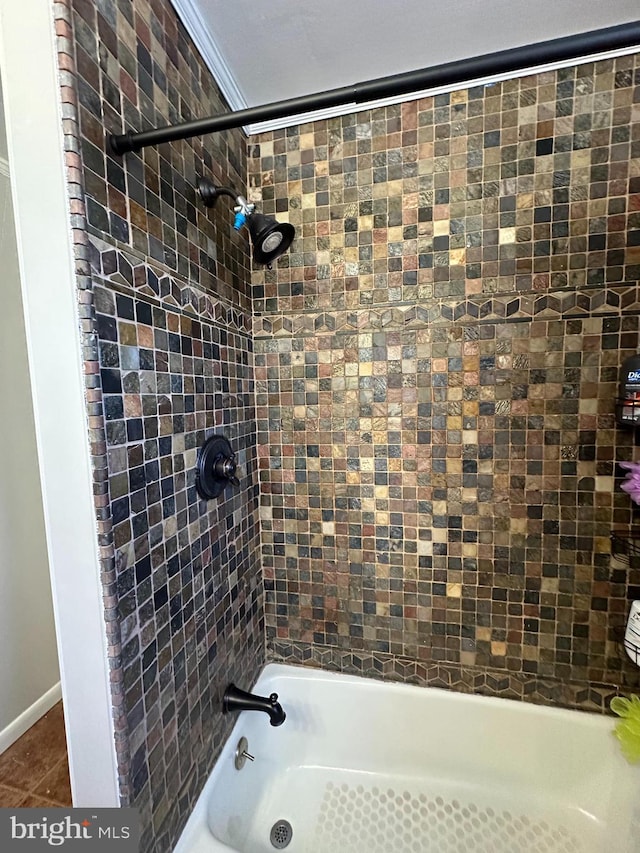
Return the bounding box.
[0,702,68,794]
[33,756,72,806]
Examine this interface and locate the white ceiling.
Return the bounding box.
[171,0,640,134]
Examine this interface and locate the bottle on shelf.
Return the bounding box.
[617,354,640,426]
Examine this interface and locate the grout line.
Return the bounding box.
[0,782,31,808]
[32,754,72,806]
[0,778,70,807]
[0,781,29,796]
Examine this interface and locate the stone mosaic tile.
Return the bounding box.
[54,0,133,801]
[93,248,265,853]
[251,52,640,713]
[256,313,640,690]
[249,56,640,317]
[72,0,251,309]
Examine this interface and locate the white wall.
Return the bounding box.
[0,0,119,805]
[0,135,61,750]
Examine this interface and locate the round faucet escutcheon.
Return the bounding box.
[195,434,240,500]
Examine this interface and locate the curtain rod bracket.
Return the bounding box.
[109,130,139,156]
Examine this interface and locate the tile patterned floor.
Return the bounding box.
[0,702,72,807]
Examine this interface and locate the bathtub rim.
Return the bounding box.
[255,661,619,730]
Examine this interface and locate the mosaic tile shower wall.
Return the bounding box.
[250,55,640,709]
[59,0,263,850]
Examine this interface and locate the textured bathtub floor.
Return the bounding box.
[232,767,617,853]
[0,702,72,807]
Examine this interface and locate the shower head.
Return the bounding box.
[197,177,295,267]
[246,213,295,266]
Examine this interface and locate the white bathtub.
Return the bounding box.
[174,664,640,852]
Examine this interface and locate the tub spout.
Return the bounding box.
[222,683,286,727]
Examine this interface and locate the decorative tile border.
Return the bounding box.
[254,282,640,337]
[89,236,253,336]
[269,641,638,715]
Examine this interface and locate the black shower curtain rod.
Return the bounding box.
[109,21,640,156]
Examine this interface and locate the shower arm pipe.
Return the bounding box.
[200,182,252,212]
[109,21,640,156]
[197,180,255,226]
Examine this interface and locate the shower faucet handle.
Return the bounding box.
[214,454,240,487]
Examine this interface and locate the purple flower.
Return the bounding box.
[620,462,640,505]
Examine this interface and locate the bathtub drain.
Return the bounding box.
[270,819,293,849]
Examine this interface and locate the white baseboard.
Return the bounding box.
[0,682,62,755]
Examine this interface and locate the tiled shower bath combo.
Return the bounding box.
[53,0,640,848]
